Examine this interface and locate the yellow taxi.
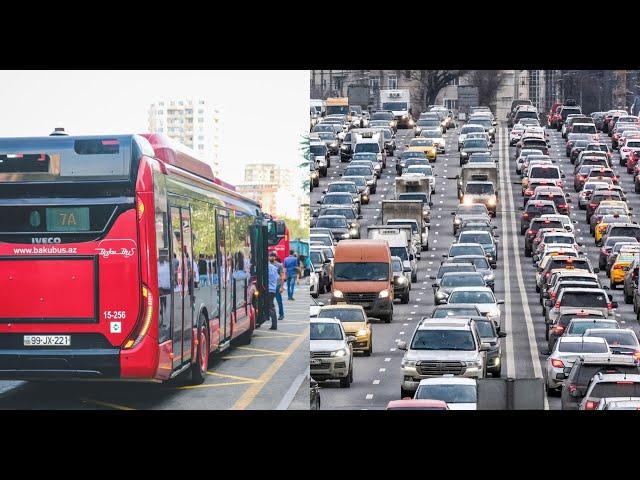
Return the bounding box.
[318,304,372,356]
[407,139,437,162]
[595,214,631,245]
[610,247,640,288]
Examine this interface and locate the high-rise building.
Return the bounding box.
[236,163,303,220]
[148,98,221,177]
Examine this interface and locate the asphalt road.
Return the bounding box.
[0,284,309,410]
[312,122,640,410]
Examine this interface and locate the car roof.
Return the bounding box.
[319,304,365,312]
[311,317,342,325]
[448,286,493,293]
[559,336,608,344]
[386,399,448,409]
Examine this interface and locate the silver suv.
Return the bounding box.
[310,318,355,388]
[580,372,640,410]
[397,317,489,398]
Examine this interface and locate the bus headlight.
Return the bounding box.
[333,289,344,299]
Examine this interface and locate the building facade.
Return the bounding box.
[148,98,221,177]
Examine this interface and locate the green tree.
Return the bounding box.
[299,133,311,192]
[282,216,308,240]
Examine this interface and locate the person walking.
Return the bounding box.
[283,250,299,301]
[271,252,285,320]
[266,254,281,330]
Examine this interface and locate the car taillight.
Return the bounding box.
[568,383,577,393]
[577,174,585,180]
[553,324,564,334]
[614,264,624,270]
[589,203,597,208]
[557,180,564,187]
[585,400,599,410]
[554,300,560,310]
[551,358,564,368]
[525,189,533,196]
[550,292,557,300]
[558,204,567,209]
[523,212,529,219]
[634,350,640,360]
[608,302,614,311]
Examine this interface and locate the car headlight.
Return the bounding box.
[333,289,344,298]
[401,359,417,368]
[331,348,347,357]
[330,142,337,148]
[435,291,448,300]
[356,329,368,337]
[489,128,495,134]
[349,229,358,236]
[484,273,495,282]
[487,311,499,319]
[465,360,482,368]
[409,120,415,126]
[341,233,350,239]
[462,196,473,205]
[488,197,497,206]
[341,145,348,150]
[366,179,374,185]
[454,218,461,224]
[396,276,407,285]
[461,152,468,157]
[378,289,390,299]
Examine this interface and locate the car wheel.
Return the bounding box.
[611,281,617,289]
[339,373,351,388]
[411,272,417,283]
[545,324,549,341]
[492,366,501,378]
[401,291,409,304]
[535,284,540,293]
[524,247,531,257]
[311,291,318,299]
[625,290,633,304]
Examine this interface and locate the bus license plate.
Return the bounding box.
[24,335,70,346]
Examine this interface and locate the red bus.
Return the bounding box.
[267,218,290,262]
[0,133,276,385]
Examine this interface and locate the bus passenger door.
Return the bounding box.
[180,207,194,365]
[170,207,184,370]
[217,211,232,343]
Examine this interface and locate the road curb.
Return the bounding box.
[276,367,309,410]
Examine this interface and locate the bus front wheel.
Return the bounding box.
[189,315,209,385]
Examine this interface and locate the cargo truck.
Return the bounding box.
[382,200,428,252]
[379,89,413,129]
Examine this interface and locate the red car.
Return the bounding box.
[629,150,640,174]
[548,103,563,128]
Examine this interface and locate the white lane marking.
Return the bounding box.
[365,394,374,400]
[389,348,396,352]
[399,331,405,335]
[379,368,386,372]
[403,323,408,326]
[498,128,515,381]
[502,126,549,410]
[384,357,391,362]
[373,380,380,385]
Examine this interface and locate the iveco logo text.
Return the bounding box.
[31,237,62,244]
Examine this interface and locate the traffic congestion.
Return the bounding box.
[309,94,640,410]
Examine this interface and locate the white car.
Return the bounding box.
[310,296,323,318]
[596,397,640,409]
[458,124,486,150]
[446,286,504,331]
[310,263,319,298]
[413,377,477,410]
[545,336,610,393]
[516,149,545,174]
[619,138,640,163]
[310,317,355,388]
[509,124,526,145]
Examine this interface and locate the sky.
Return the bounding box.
[0,70,309,185]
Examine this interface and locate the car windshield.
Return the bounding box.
[530,167,560,179]
[432,307,479,318]
[464,140,487,149]
[400,152,426,160]
[592,382,640,398]
[334,262,388,281]
[574,140,590,148]
[586,331,637,346]
[450,245,484,256]
[310,145,327,156]
[440,274,485,287]
[352,153,377,161]
[437,265,475,278]
[474,321,495,337]
[372,112,394,120]
[406,167,432,176]
[457,205,488,215]
[343,177,366,188]
[344,167,372,177]
[316,217,347,228]
[328,184,355,193]
[323,195,351,205]
[610,227,640,237]
[557,341,609,353]
[310,251,323,265]
[568,320,617,335]
[411,330,476,351]
[310,322,343,340]
[324,208,355,219]
[415,384,477,403]
[573,124,596,134]
[544,236,573,244]
[398,195,429,206]
[320,309,365,322]
[421,130,441,138]
[354,143,380,154]
[317,132,334,140]
[309,236,332,246]
[392,258,403,271]
[411,139,434,147]
[450,257,490,269]
[527,204,556,215]
[390,247,408,261]
[458,233,492,244]
[465,183,494,194]
[532,220,563,230]
[448,291,495,304]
